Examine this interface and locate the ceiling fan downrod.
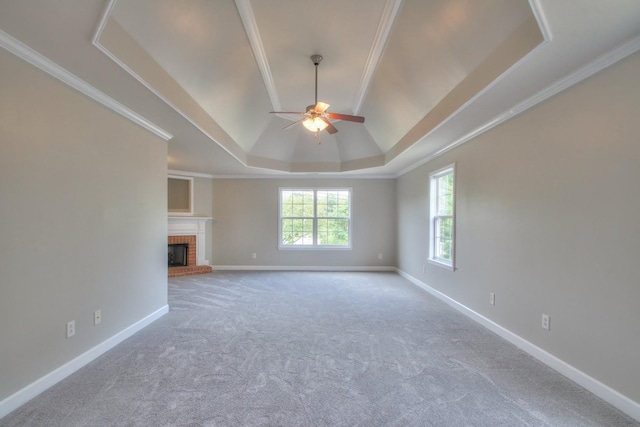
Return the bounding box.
[268,54,364,136]
[311,55,322,104]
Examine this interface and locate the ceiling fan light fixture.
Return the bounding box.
[302,117,328,132]
[270,54,364,135]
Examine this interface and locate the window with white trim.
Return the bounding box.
[279,188,351,249]
[429,165,455,269]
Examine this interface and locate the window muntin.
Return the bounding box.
[429,165,455,269]
[279,188,351,249]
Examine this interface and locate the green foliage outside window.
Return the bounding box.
[280,189,350,247]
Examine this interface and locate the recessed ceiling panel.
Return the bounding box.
[250,0,389,114]
[363,0,533,152]
[112,0,272,151]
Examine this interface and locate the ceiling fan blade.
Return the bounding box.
[321,118,338,134]
[270,111,307,115]
[282,119,304,130]
[326,113,365,123]
[314,102,330,113]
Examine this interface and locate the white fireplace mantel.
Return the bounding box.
[168,216,212,266]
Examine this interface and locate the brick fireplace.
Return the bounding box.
[168,217,213,278]
[168,235,196,265]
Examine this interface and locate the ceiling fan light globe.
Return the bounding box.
[303,117,328,132]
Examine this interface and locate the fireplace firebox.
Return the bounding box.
[168,243,188,267]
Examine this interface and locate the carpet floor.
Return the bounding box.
[2,271,638,426]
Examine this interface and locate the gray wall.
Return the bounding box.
[211,178,396,267]
[0,49,168,401]
[396,51,640,403]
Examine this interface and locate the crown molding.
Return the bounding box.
[352,0,404,114]
[235,0,402,116]
[395,32,640,178]
[92,2,250,167]
[529,0,553,41]
[92,0,118,45]
[0,28,172,142]
[235,0,281,111]
[167,170,215,179]
[206,173,393,180]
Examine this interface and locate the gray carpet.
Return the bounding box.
[2,271,637,426]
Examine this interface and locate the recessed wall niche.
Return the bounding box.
[168,175,194,215]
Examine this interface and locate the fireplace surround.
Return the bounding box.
[168,216,212,277]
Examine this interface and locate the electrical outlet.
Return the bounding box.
[541,314,550,330]
[66,320,75,338]
[252,253,257,259]
[94,309,101,326]
[378,253,383,260]
[489,293,495,305]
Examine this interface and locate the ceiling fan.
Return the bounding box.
[270,55,365,136]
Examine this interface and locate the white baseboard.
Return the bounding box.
[396,269,640,422]
[0,305,169,419]
[212,265,396,272]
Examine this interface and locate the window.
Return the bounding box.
[279,188,351,249]
[429,165,455,269]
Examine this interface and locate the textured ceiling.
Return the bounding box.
[1,0,639,176]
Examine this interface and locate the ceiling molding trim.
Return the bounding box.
[206,173,393,180]
[235,0,281,111]
[167,170,215,179]
[92,0,118,45]
[0,29,172,141]
[387,15,547,166]
[508,33,640,119]
[529,0,553,41]
[351,0,404,114]
[92,16,248,166]
[394,32,640,178]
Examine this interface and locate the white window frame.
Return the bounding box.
[278,188,352,250]
[429,164,455,270]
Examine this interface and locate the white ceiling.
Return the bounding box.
[1,0,639,177]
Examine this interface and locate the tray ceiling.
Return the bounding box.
[1,0,639,176]
[99,0,540,173]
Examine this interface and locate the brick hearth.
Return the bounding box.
[167,265,213,278]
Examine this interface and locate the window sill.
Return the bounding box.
[428,258,455,271]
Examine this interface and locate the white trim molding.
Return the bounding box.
[234,0,281,111]
[168,170,215,179]
[213,265,396,272]
[0,305,169,419]
[168,175,195,216]
[0,29,172,142]
[396,268,640,423]
[168,217,212,266]
[351,0,404,114]
[234,0,403,116]
[396,32,640,178]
